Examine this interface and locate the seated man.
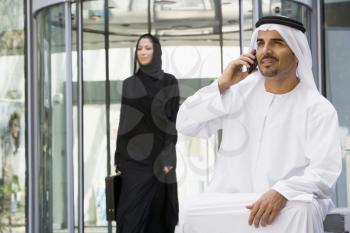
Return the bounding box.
[176,16,341,233]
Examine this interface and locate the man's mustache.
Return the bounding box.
[259,56,279,63]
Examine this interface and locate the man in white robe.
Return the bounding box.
[176,16,342,233]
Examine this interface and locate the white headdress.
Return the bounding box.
[249,21,317,90]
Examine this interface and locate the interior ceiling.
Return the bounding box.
[70,0,254,49]
[65,0,308,49]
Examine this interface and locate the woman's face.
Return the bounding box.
[11,118,20,139]
[137,38,154,65]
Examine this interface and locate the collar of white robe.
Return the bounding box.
[249,18,317,91]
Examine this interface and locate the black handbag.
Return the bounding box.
[105,171,122,221]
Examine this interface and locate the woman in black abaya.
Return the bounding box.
[114,34,179,233]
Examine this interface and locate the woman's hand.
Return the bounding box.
[218,53,257,93]
[163,165,173,174]
[114,164,121,173]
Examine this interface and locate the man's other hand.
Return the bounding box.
[246,189,287,228]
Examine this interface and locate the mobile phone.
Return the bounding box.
[247,50,257,74]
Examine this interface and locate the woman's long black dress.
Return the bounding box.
[115,69,179,233]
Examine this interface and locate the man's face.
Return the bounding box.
[256,30,298,79]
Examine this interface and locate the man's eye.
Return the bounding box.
[274,41,285,46]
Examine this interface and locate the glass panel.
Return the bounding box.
[36,3,69,233]
[78,104,108,227]
[80,0,111,231]
[163,46,221,79]
[222,0,253,68]
[154,0,215,36]
[71,3,80,231]
[222,0,240,48]
[109,47,132,80]
[260,0,310,37]
[243,0,253,48]
[324,0,350,207]
[81,0,225,228]
[107,0,223,211]
[109,0,149,36]
[0,0,26,232]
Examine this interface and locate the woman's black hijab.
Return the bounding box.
[134,33,164,79]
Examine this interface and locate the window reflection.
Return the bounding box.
[0,0,25,231]
[324,0,350,207]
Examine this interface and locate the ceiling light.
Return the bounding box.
[227,19,237,24]
[222,0,233,5]
[171,25,193,30]
[154,0,177,5]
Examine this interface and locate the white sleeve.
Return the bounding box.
[176,80,236,139]
[272,106,342,201]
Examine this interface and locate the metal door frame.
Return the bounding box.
[27,1,76,233]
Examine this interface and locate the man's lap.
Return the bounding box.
[179,193,325,233]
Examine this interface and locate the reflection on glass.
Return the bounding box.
[260,0,310,32]
[75,104,109,226]
[163,46,221,79]
[36,4,69,233]
[81,0,109,226]
[80,1,225,229]
[109,47,133,80]
[222,0,240,47]
[324,0,350,207]
[0,106,25,231]
[0,0,25,232]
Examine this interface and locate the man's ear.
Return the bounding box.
[294,55,299,65]
[291,51,298,63]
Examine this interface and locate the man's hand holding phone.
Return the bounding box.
[218,50,257,93]
[247,50,258,74]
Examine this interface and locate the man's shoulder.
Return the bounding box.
[301,87,337,117]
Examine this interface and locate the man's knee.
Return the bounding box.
[179,200,194,223]
[252,201,323,233]
[285,201,317,218]
[278,200,322,231]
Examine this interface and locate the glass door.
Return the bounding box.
[0,0,26,232]
[35,3,73,233]
[324,0,350,207]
